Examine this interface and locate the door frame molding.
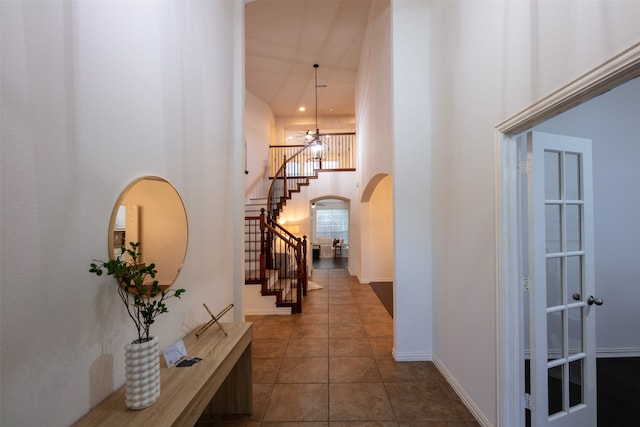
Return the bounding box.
[494,42,640,427]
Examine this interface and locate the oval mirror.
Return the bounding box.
[108,176,188,289]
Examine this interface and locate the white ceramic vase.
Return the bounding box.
[124,336,160,410]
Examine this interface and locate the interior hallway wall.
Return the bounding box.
[391,0,434,364]
[0,1,243,425]
[356,0,392,185]
[245,91,274,199]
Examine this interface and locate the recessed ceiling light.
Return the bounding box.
[299,106,306,112]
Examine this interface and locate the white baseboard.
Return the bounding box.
[358,276,394,284]
[392,348,432,361]
[596,347,640,358]
[244,307,291,316]
[432,355,493,427]
[523,347,640,359]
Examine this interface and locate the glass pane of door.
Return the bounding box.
[544,148,587,421]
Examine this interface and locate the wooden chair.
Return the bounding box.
[333,239,342,258]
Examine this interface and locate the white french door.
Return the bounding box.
[524,131,600,427]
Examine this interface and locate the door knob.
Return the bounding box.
[587,295,603,306]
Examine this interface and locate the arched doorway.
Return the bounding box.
[310,196,350,270]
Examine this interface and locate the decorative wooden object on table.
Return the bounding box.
[196,303,234,337]
[73,322,252,427]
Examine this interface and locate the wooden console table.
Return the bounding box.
[74,322,252,426]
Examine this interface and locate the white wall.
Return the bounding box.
[424,1,640,425]
[0,1,243,425]
[360,176,394,283]
[245,90,273,199]
[391,1,434,363]
[534,77,640,356]
[356,0,393,185]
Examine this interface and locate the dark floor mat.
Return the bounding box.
[369,281,393,317]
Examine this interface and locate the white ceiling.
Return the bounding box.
[245,0,372,121]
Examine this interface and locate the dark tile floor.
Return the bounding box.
[198,268,480,426]
[596,357,640,427]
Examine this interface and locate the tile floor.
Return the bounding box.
[198,268,480,426]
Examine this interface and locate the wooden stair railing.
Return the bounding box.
[267,143,307,220]
[259,209,307,313]
[244,214,262,284]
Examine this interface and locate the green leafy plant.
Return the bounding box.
[89,241,185,343]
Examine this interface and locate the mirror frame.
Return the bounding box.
[108,176,189,289]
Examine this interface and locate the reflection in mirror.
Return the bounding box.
[108,176,188,289]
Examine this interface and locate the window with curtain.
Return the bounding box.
[316,208,348,244]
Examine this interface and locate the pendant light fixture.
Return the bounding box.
[307,63,326,155]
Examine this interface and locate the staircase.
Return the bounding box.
[244,199,306,314]
[244,132,356,314]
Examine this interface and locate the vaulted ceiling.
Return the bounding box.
[244,0,372,121]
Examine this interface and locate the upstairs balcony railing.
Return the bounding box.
[269,132,356,178]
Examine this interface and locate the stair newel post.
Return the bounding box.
[283,154,288,203]
[259,209,268,292]
[302,235,308,297]
[301,235,307,261]
[293,236,303,314]
[265,210,275,270]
